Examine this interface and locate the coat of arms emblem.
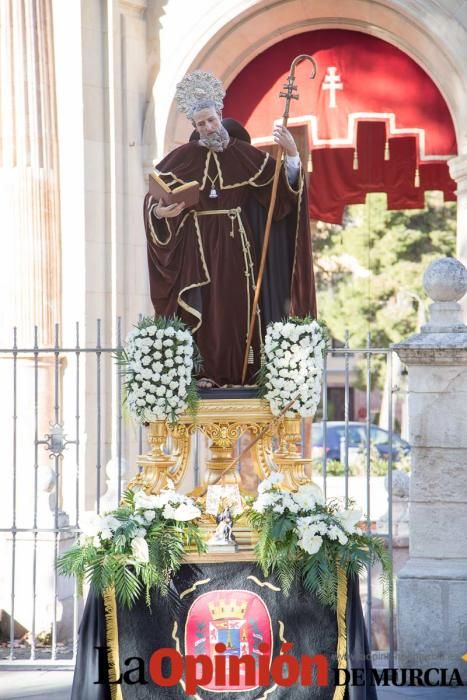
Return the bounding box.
[184,589,273,691]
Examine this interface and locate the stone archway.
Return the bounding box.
[147,0,467,267]
[154,1,465,153]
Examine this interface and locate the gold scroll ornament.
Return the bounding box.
[129,399,315,497]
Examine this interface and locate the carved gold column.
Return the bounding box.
[271,417,313,490]
[128,421,195,495]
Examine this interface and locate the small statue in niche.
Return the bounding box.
[208,497,238,551]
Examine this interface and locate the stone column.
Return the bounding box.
[392,257,467,678]
[0,0,73,644]
[449,154,467,321]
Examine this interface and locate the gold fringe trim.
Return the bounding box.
[103,587,123,700]
[332,567,348,700]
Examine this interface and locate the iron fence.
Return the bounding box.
[0,321,402,668]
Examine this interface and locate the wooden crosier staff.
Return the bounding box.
[241,54,317,385]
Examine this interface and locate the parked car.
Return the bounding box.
[311,421,410,463]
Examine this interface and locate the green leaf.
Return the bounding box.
[113,565,142,608]
[271,516,295,541]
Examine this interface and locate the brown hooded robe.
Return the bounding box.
[144,138,316,386]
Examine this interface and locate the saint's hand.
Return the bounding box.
[156,201,186,218]
[272,125,298,157]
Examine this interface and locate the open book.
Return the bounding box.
[149,171,200,207]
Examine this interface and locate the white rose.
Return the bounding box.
[133,490,160,510]
[131,536,149,563]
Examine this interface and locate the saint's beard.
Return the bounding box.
[198,124,230,152]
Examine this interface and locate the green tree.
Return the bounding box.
[314,192,456,386]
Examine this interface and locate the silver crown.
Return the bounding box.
[175,71,225,119]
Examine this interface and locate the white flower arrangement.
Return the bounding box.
[251,474,360,556]
[119,316,201,424]
[260,316,329,418]
[248,474,389,607]
[59,476,390,612]
[59,483,205,607]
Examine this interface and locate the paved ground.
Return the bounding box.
[0,671,467,699]
[0,671,73,700]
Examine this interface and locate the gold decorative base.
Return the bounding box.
[131,399,319,560]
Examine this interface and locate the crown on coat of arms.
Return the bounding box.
[208,598,247,620]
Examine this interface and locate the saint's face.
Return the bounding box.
[193,107,222,139]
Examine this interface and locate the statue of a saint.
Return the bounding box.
[144,71,316,386]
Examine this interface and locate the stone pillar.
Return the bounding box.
[0,0,73,644]
[449,154,467,321]
[0,0,62,341]
[392,257,467,678]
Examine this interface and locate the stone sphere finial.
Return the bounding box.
[423,257,467,303]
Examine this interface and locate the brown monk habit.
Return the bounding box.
[144,138,317,386]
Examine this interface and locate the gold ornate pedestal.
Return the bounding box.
[130,399,317,556]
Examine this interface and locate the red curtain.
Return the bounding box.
[224,30,457,223]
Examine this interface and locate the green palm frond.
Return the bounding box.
[113,564,143,608]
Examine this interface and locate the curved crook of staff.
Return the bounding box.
[241,54,317,385]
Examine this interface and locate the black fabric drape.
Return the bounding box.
[71,591,111,700]
[72,562,376,699]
